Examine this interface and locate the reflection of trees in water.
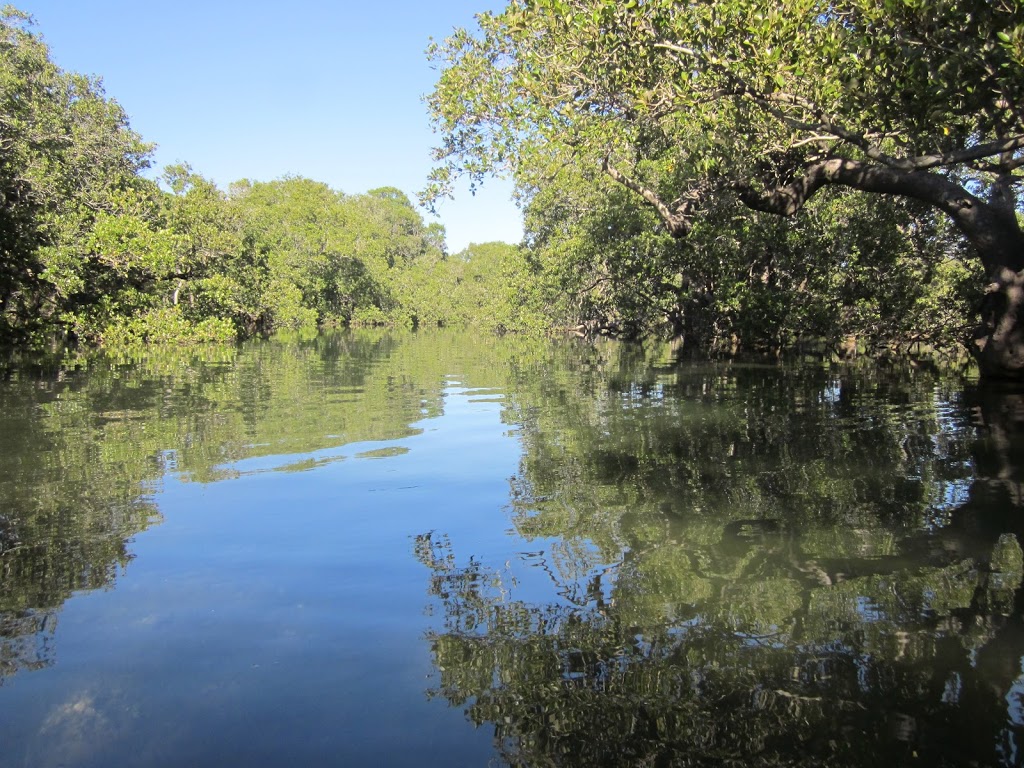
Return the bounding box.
[0,609,57,680]
[0,367,160,681]
[0,330,534,682]
[417,356,1024,767]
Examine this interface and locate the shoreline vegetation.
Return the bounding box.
[0,5,1016,378]
[424,0,1024,381]
[0,7,545,360]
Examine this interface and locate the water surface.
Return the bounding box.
[0,331,1021,767]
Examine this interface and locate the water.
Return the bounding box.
[0,330,1021,767]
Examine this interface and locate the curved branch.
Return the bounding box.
[735,158,1024,274]
[909,135,1024,171]
[601,157,694,237]
[734,157,978,217]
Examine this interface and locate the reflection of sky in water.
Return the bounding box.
[1003,659,1024,766]
[0,378,517,767]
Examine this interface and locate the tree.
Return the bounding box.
[523,158,982,351]
[425,0,1024,379]
[0,6,161,348]
[450,241,547,332]
[228,178,452,331]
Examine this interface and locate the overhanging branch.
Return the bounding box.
[732,157,1024,276]
[733,157,980,217]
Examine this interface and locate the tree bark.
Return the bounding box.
[974,267,1024,381]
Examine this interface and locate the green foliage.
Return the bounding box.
[0,8,534,354]
[521,157,983,351]
[0,7,158,347]
[2,0,1006,359]
[411,241,548,333]
[426,0,1023,358]
[228,177,456,331]
[101,307,236,346]
[427,0,1023,196]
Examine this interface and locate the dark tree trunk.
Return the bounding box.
[973,265,1024,381]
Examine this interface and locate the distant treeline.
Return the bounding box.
[0,8,540,353]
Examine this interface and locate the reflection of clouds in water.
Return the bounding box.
[42,692,106,735]
[32,688,138,768]
[36,692,109,767]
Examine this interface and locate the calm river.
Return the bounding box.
[0,330,1021,767]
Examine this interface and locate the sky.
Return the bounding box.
[15,0,522,253]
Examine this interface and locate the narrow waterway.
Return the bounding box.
[0,330,1020,767]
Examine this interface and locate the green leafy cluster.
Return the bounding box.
[425,0,1023,361]
[0,9,537,354]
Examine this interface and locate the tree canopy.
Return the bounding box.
[0,7,536,355]
[3,1,1022,370]
[0,5,156,347]
[425,0,1024,377]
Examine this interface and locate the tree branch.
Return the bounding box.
[601,156,694,237]
[734,157,975,217]
[907,135,1024,171]
[733,157,1024,274]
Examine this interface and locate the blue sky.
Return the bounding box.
[16,0,522,252]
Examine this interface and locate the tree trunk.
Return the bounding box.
[974,265,1024,381]
[959,183,1024,383]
